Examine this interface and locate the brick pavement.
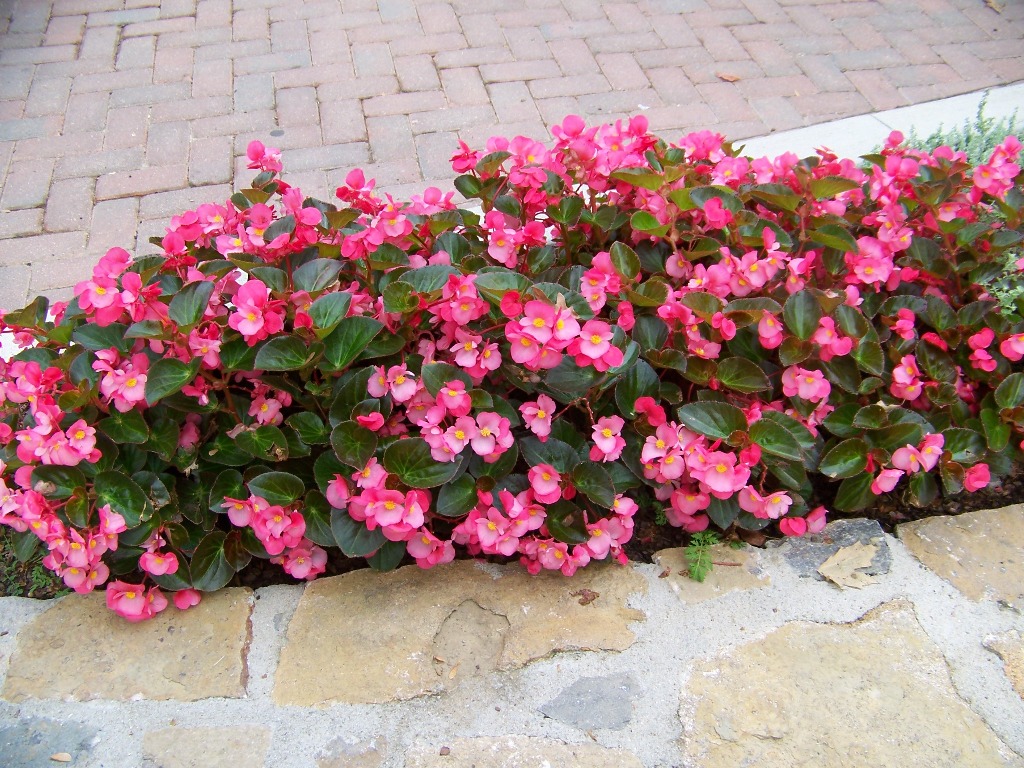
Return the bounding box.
[0,0,1022,310]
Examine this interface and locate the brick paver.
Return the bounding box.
[0,0,1022,308]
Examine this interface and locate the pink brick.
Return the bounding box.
[153,45,194,83]
[596,53,649,91]
[44,177,96,232]
[0,232,88,267]
[366,115,416,162]
[363,91,446,118]
[395,54,441,92]
[440,67,490,106]
[276,86,321,127]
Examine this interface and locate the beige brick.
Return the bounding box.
[87,196,140,257]
[43,177,96,233]
[189,135,234,186]
[1,159,55,210]
[95,165,187,200]
[0,231,88,266]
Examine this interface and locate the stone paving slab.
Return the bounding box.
[273,559,645,706]
[2,587,253,703]
[899,504,1024,611]
[681,600,1023,767]
[0,517,1021,767]
[0,0,1022,309]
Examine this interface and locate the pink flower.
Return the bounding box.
[964,463,990,492]
[520,395,555,441]
[437,380,473,417]
[779,517,808,537]
[812,317,853,361]
[871,469,904,494]
[139,551,179,576]
[891,445,924,473]
[472,412,513,459]
[1000,333,1024,362]
[691,450,750,499]
[528,464,562,504]
[386,365,418,403]
[590,416,625,462]
[173,589,202,610]
[918,433,943,471]
[568,320,624,372]
[228,280,285,346]
[106,581,166,622]
[781,366,831,403]
[407,528,456,569]
[805,506,827,534]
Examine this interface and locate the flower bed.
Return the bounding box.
[0,117,1022,620]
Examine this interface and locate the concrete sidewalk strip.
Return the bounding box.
[0,508,1021,767]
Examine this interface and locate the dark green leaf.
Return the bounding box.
[308,292,352,338]
[571,462,615,508]
[436,474,478,518]
[30,466,87,499]
[191,531,235,592]
[246,471,304,505]
[254,335,311,371]
[995,373,1024,409]
[145,358,199,405]
[331,507,387,557]
[980,408,1011,452]
[383,438,461,488]
[168,280,215,327]
[942,427,986,464]
[545,500,589,545]
[72,322,130,353]
[124,320,165,339]
[783,289,822,341]
[285,412,330,445]
[676,402,747,440]
[293,258,342,293]
[301,490,336,548]
[809,176,861,200]
[331,421,378,469]
[614,359,659,418]
[834,473,875,512]
[323,316,385,370]
[368,540,406,571]
[209,469,245,512]
[421,361,473,397]
[631,315,669,352]
[706,496,740,529]
[520,437,579,474]
[236,425,289,461]
[717,357,770,394]
[748,420,804,462]
[94,470,153,527]
[97,409,150,444]
[396,265,461,293]
[609,242,641,280]
[382,281,418,313]
[818,438,869,479]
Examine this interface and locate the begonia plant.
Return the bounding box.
[0,116,1022,621]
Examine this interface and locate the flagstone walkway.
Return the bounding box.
[1,506,1023,766]
[0,0,1023,311]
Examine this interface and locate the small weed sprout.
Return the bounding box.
[686,531,720,582]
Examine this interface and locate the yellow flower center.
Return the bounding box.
[590,334,602,344]
[601,428,612,438]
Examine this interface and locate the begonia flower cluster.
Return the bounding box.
[0,119,1021,621]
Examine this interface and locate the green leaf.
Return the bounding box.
[625,278,671,307]
[94,470,153,527]
[260,214,294,242]
[72,322,130,353]
[469,442,519,480]
[369,243,411,270]
[614,359,659,418]
[917,342,956,384]
[630,210,669,236]
[609,242,641,280]
[852,339,885,376]
[907,472,938,507]
[382,281,418,313]
[818,438,869,479]
[254,335,312,371]
[995,373,1024,409]
[436,474,478,518]
[331,421,378,469]
[473,268,532,303]
[167,280,215,327]
[942,427,986,464]
[308,292,352,338]
[547,195,584,226]
[145,358,199,405]
[542,356,603,401]
[421,361,473,397]
[246,471,304,505]
[706,496,740,529]
[980,408,1011,452]
[834,473,875,512]
[748,420,804,462]
[716,357,770,394]
[30,466,87,499]
[124,320,165,339]
[397,265,461,293]
[645,348,688,374]
[293,258,342,293]
[545,500,589,545]
[520,437,579,474]
[209,469,245,512]
[235,425,289,461]
[810,176,861,200]
[571,462,615,508]
[249,266,287,293]
[285,412,330,445]
[323,316,385,370]
[783,289,822,341]
[676,402,747,440]
[191,531,235,592]
[301,490,336,548]
[868,422,924,453]
[97,409,150,444]
[631,315,669,352]
[383,438,462,488]
[331,507,387,557]
[368,540,406,571]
